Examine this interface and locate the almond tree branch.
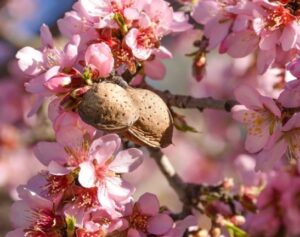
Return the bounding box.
[148,148,243,221]
[141,83,238,112]
[148,148,187,200]
[148,148,193,218]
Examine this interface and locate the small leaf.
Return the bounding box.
[171,110,198,133]
[113,13,128,34]
[66,215,76,237]
[225,222,248,237]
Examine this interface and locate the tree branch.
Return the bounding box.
[148,148,187,201]
[148,148,241,221]
[141,83,238,112]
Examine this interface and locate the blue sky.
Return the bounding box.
[21,0,74,35]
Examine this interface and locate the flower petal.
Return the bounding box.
[89,134,121,164]
[79,161,96,188]
[234,85,263,109]
[147,213,174,235]
[34,142,68,166]
[109,148,143,173]
[138,193,159,216]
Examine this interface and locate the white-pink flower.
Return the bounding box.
[256,113,300,171]
[120,193,174,236]
[78,134,143,210]
[232,85,281,153]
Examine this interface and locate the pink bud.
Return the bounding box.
[85,43,114,78]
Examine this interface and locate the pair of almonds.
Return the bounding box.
[78,82,173,148]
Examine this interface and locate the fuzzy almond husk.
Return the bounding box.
[78,82,139,132]
[125,88,173,148]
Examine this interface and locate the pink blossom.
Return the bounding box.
[246,169,300,237]
[16,25,80,114]
[34,112,96,171]
[7,187,58,237]
[125,28,154,60]
[78,134,143,209]
[256,113,300,171]
[120,193,174,236]
[232,85,281,153]
[85,42,114,77]
[192,0,254,50]
[251,0,300,73]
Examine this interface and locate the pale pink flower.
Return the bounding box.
[52,111,96,146]
[232,85,281,153]
[125,28,154,60]
[251,0,300,73]
[256,113,300,171]
[85,42,114,77]
[120,193,174,236]
[7,187,58,237]
[246,170,300,237]
[192,0,255,50]
[78,134,143,210]
[34,112,96,172]
[16,24,80,114]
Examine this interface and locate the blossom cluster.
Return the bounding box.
[6,111,196,237]
[246,167,300,237]
[192,0,300,74]
[7,0,300,236]
[17,0,191,116]
[6,0,195,236]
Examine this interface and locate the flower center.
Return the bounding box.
[242,111,275,137]
[24,209,61,237]
[65,147,87,167]
[74,187,99,208]
[265,5,295,30]
[93,158,116,182]
[129,206,150,232]
[44,174,73,197]
[286,129,300,159]
[136,29,159,50]
[44,48,62,68]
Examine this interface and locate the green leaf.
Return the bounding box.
[171,110,198,133]
[66,215,76,237]
[225,223,248,237]
[83,67,93,85]
[113,13,128,34]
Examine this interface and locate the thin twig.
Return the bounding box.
[148,148,240,220]
[148,148,187,201]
